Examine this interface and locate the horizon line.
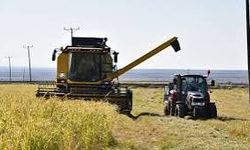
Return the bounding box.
[0,66,247,71]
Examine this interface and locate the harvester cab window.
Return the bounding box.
[69,52,100,82]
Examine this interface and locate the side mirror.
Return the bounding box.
[207,70,211,77]
[173,78,177,85]
[52,49,57,61]
[113,51,119,63]
[210,80,215,86]
[169,83,174,90]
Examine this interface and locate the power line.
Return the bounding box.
[64,27,80,45]
[23,45,33,82]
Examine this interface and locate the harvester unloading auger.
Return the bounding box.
[36,36,181,114]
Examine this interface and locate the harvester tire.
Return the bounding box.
[122,111,132,116]
[175,104,185,118]
[209,103,217,118]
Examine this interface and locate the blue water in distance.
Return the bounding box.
[120,69,248,84]
[0,67,248,84]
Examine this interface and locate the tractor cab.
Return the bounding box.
[180,75,207,96]
[165,75,208,99]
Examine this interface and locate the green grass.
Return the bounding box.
[0,84,250,149]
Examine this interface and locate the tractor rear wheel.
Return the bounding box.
[175,104,185,118]
[164,104,170,116]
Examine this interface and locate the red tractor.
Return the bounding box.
[164,74,217,118]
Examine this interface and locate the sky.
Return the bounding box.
[0,0,247,70]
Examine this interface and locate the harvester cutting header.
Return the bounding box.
[36,36,181,114]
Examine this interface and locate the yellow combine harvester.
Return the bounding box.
[36,36,181,114]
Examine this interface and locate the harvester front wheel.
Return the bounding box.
[121,110,132,116]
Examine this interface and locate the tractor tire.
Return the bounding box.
[170,103,175,116]
[193,107,202,118]
[175,104,185,118]
[164,104,170,116]
[209,103,217,118]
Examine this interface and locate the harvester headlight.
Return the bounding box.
[59,73,66,78]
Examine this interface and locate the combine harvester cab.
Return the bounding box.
[36,36,181,114]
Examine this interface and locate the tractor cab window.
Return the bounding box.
[69,52,100,82]
[181,76,207,94]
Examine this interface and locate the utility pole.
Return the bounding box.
[6,56,12,82]
[23,45,33,82]
[64,27,80,45]
[23,67,25,81]
[246,0,250,107]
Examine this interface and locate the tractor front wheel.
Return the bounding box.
[175,104,185,118]
[193,107,204,118]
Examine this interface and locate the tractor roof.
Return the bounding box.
[174,74,207,78]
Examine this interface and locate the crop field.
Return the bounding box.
[0,84,249,149]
